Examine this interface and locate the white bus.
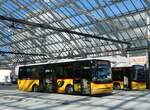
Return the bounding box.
[0,70,11,85]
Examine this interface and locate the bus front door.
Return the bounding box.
[81,79,91,95]
[43,74,56,93]
[124,69,131,89]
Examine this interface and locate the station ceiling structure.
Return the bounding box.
[0,0,150,66]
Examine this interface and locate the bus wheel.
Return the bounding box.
[65,85,73,94]
[32,85,39,92]
[113,83,121,90]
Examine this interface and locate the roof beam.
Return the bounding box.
[0,51,46,56]
[3,45,149,65]
[0,15,130,45]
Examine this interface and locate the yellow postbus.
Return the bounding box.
[112,65,146,90]
[17,59,113,95]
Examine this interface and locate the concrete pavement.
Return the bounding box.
[0,86,149,110]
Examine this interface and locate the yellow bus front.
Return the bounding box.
[91,82,113,95]
[90,61,113,95]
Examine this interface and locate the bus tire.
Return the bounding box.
[65,85,73,94]
[113,83,121,90]
[32,85,39,92]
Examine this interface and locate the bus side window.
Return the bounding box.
[73,68,81,78]
[39,66,45,76]
[64,67,69,77]
[19,68,24,79]
[26,68,32,79]
[55,67,63,77]
[19,67,30,79]
[32,67,39,79]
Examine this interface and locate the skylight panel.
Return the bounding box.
[61,20,71,28]
[69,17,81,26]
[116,2,128,13]
[78,0,93,10]
[109,5,121,16]
[59,7,71,17]
[91,10,103,20]
[123,0,136,12]
[131,0,144,9]
[87,0,98,8]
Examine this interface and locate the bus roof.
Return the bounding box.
[48,58,110,63]
[112,62,144,68]
[17,58,110,67]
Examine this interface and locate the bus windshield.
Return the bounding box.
[92,64,111,82]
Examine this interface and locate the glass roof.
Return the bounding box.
[0,0,150,65]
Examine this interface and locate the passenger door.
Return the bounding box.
[43,69,56,92]
[81,78,91,94]
[123,68,131,89]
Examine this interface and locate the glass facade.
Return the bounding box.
[0,0,149,64]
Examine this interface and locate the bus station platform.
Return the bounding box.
[0,85,150,110]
